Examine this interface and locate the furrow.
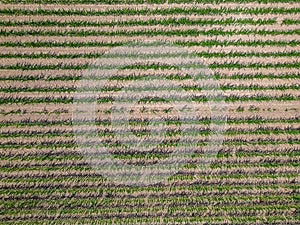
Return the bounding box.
[0,78,299,91]
[1,144,299,158]
[0,34,299,44]
[1,122,299,136]
[1,3,299,11]
[2,25,299,37]
[0,134,299,153]
[1,100,298,123]
[1,183,297,202]
[1,166,299,179]
[0,45,299,56]
[0,175,298,190]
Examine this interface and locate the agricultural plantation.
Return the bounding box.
[0,0,299,224]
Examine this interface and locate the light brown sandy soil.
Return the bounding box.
[203,56,299,66]
[1,100,298,116]
[0,56,298,68]
[0,47,110,55]
[189,45,300,54]
[213,67,300,77]
[0,80,76,90]
[0,70,84,79]
[0,114,72,124]
[0,58,94,67]
[0,34,299,44]
[3,25,299,36]
[1,3,299,11]
[0,45,298,55]
[218,78,300,88]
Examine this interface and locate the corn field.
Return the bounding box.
[0,0,299,224]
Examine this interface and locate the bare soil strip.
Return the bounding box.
[0,45,299,56]
[1,56,298,67]
[1,107,298,125]
[1,78,299,89]
[1,34,299,44]
[1,100,298,115]
[1,3,299,11]
[3,25,300,35]
[2,143,299,158]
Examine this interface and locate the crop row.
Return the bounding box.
[0,47,299,61]
[3,23,298,34]
[0,126,299,139]
[1,142,299,158]
[1,143,299,166]
[1,205,297,224]
[1,7,299,16]
[1,63,299,71]
[1,55,298,66]
[1,180,297,202]
[0,51,299,60]
[1,99,296,113]
[0,68,298,81]
[1,120,298,135]
[1,117,298,130]
[1,144,299,166]
[1,40,299,48]
[1,111,298,126]
[1,76,299,86]
[0,93,298,105]
[0,194,296,216]
[3,140,298,154]
[0,84,299,93]
[1,162,299,180]
[2,215,298,225]
[0,18,279,28]
[3,29,300,38]
[0,171,298,190]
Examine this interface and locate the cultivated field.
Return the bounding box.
[0,0,299,224]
